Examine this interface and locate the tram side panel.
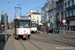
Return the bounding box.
[31,27,37,32]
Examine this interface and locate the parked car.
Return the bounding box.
[0,25,3,33]
[2,26,5,31]
[54,28,60,33]
[49,28,54,33]
[49,28,60,33]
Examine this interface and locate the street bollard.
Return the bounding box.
[63,31,65,35]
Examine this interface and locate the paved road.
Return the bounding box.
[1,30,75,50]
[14,33,75,50]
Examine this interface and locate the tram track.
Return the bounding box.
[28,40,41,50]
[19,39,27,50]
[18,39,41,50]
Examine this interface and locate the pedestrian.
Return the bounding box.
[47,26,49,34]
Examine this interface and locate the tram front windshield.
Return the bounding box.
[16,20,30,28]
[32,24,37,27]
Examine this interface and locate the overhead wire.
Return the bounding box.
[21,0,27,5]
[18,0,21,5]
[19,0,21,4]
[36,0,49,10]
[36,1,48,10]
[18,0,27,6]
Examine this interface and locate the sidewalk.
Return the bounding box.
[0,30,15,50]
[37,30,46,34]
[60,30,75,33]
[59,30,75,37]
[37,30,75,38]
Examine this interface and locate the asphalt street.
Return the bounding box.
[13,32,75,50]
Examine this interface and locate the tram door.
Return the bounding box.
[14,20,18,36]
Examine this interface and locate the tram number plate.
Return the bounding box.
[24,35,26,37]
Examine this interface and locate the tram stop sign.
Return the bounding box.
[62,19,66,23]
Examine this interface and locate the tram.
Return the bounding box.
[13,16,31,39]
[31,22,37,33]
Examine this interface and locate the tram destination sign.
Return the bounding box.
[20,17,29,19]
[32,22,37,24]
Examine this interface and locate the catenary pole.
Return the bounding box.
[52,0,55,34]
[5,13,7,42]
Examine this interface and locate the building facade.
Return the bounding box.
[48,0,57,29]
[41,2,49,27]
[56,0,75,31]
[56,0,64,30]
[25,9,42,25]
[30,12,42,25]
[41,0,57,29]
[64,0,75,31]
[25,9,38,16]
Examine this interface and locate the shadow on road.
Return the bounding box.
[31,34,75,47]
[0,33,5,50]
[0,33,11,50]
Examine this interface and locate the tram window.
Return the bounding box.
[19,21,24,28]
[24,21,30,28]
[32,24,37,27]
[18,21,30,28]
[15,21,19,28]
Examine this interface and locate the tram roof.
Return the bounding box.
[14,16,31,20]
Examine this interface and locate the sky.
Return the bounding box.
[0,0,48,23]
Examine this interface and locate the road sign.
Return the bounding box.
[63,23,67,25]
[62,19,66,23]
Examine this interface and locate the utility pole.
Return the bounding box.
[60,12,61,29]
[0,10,3,15]
[5,13,7,42]
[52,0,55,34]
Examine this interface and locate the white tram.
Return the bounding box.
[31,22,37,33]
[13,17,31,39]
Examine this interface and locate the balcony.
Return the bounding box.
[65,15,75,20]
[65,5,75,10]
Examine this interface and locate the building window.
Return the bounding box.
[33,16,34,18]
[68,10,70,16]
[72,0,74,6]
[37,16,39,19]
[65,11,66,17]
[37,20,39,24]
[72,9,74,16]
[68,1,70,7]
[65,3,67,8]
[57,4,59,8]
[33,16,34,21]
